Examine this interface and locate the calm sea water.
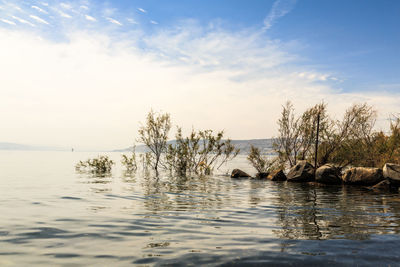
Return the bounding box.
[1,151,400,266]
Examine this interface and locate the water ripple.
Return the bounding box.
[2,152,400,265]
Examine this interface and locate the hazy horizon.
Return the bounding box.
[1,0,399,150]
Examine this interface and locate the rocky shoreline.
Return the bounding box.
[231,161,400,192]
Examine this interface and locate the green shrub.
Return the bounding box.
[247,145,276,173]
[138,110,171,173]
[75,155,114,174]
[121,146,138,172]
[165,128,240,176]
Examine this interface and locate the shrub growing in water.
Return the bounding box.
[121,146,138,172]
[165,128,240,176]
[273,101,328,168]
[75,155,114,174]
[272,102,400,169]
[137,111,240,176]
[138,110,171,173]
[364,115,400,167]
[247,145,276,173]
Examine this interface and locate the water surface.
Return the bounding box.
[1,151,400,266]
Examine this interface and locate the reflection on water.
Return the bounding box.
[272,183,400,242]
[139,175,233,213]
[1,152,400,266]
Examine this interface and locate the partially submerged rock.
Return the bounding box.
[255,172,269,179]
[286,161,315,182]
[342,167,384,186]
[267,169,287,181]
[231,169,251,178]
[369,179,395,191]
[383,163,400,186]
[315,164,342,185]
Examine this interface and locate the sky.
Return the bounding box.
[0,0,399,150]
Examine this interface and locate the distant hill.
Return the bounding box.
[230,139,275,154]
[113,138,276,155]
[0,142,67,151]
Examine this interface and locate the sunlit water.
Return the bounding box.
[1,151,400,266]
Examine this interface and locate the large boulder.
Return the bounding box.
[267,169,287,181]
[342,167,384,186]
[383,163,400,186]
[231,169,251,178]
[286,161,315,182]
[315,164,342,185]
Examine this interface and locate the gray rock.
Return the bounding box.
[267,169,287,181]
[231,169,251,178]
[315,164,342,184]
[383,163,400,186]
[286,161,315,182]
[342,167,384,186]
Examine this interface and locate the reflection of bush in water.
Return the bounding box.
[146,242,170,248]
[272,183,400,241]
[140,175,234,212]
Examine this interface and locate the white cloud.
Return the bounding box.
[106,17,122,26]
[12,4,22,11]
[263,0,296,31]
[58,10,72,18]
[0,25,398,150]
[297,71,338,82]
[29,15,49,25]
[85,14,96,22]
[138,8,146,13]
[150,20,158,25]
[11,15,35,27]
[60,3,72,10]
[0,18,15,25]
[31,5,48,14]
[127,18,138,24]
[0,1,397,150]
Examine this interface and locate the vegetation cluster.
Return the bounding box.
[247,101,400,175]
[76,102,400,179]
[138,110,240,176]
[76,110,240,176]
[75,155,114,174]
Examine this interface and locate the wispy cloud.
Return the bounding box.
[150,20,158,25]
[31,5,48,14]
[263,0,296,31]
[60,3,72,10]
[0,18,16,25]
[58,10,72,18]
[106,17,122,26]
[297,72,339,82]
[137,8,146,13]
[29,15,49,25]
[12,4,22,12]
[127,18,138,24]
[11,15,35,27]
[85,14,96,22]
[1,25,398,149]
[0,0,397,149]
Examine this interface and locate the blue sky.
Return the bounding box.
[0,0,399,149]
